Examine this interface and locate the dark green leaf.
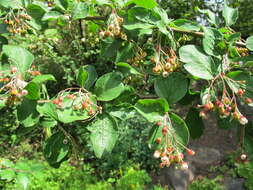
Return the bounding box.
[116,62,141,76]
[24,82,40,100]
[43,132,71,168]
[185,107,204,139]
[17,99,40,127]
[154,72,188,104]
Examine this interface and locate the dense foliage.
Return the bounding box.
[0,0,253,189]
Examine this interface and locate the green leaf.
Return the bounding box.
[179,45,215,80]
[116,62,141,76]
[197,8,219,26]
[24,82,40,100]
[72,2,89,20]
[17,99,40,127]
[37,102,58,120]
[203,27,223,57]
[170,113,190,150]
[32,74,56,84]
[0,0,22,8]
[76,67,88,88]
[27,2,49,20]
[134,98,169,123]
[83,65,98,90]
[116,42,135,62]
[94,72,125,101]
[154,72,188,104]
[0,98,6,110]
[125,0,157,9]
[43,132,70,168]
[171,19,200,31]
[0,170,16,181]
[16,173,29,190]
[222,0,238,26]
[226,71,253,105]
[42,11,62,21]
[3,45,34,78]
[246,36,253,51]
[123,23,154,30]
[40,117,58,128]
[88,115,118,158]
[185,107,204,139]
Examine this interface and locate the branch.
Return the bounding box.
[170,27,246,47]
[83,16,106,21]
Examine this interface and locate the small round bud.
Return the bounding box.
[240,154,247,161]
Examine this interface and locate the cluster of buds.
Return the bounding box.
[151,48,179,78]
[27,65,41,76]
[3,12,31,34]
[198,88,250,125]
[127,50,147,66]
[99,10,126,40]
[153,116,195,170]
[52,89,102,116]
[236,47,249,57]
[0,67,29,105]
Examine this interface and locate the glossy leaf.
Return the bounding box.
[155,72,188,104]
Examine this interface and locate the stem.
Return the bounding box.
[238,125,245,150]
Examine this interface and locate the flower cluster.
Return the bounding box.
[52,89,101,116]
[236,47,249,57]
[127,49,147,66]
[198,75,250,125]
[153,115,195,170]
[151,48,180,78]
[0,65,42,105]
[3,12,31,34]
[99,10,126,40]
